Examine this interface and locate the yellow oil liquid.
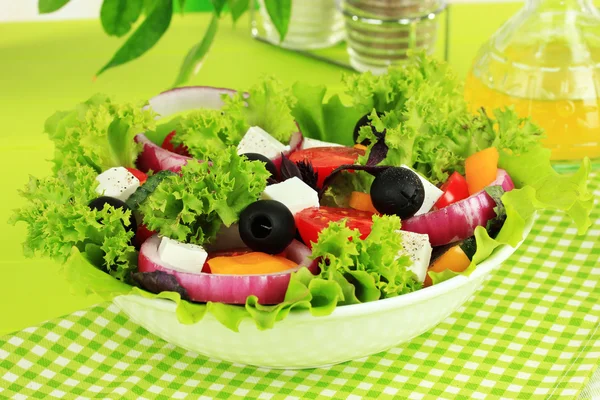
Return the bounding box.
[465,73,600,161]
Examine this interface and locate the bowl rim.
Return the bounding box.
[115,216,535,324]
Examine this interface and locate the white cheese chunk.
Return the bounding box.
[236,126,288,160]
[158,236,208,274]
[301,137,344,150]
[400,165,443,215]
[396,230,432,283]
[261,177,319,215]
[95,167,140,202]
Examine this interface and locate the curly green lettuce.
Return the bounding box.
[10,164,137,280]
[168,109,248,159]
[222,76,297,143]
[45,94,156,173]
[352,55,544,184]
[311,215,421,302]
[139,148,270,244]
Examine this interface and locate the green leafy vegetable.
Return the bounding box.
[44,94,155,173]
[499,147,593,234]
[291,82,363,146]
[174,14,219,87]
[96,0,173,77]
[38,0,71,14]
[139,148,269,244]
[223,77,297,143]
[168,109,247,159]
[10,164,136,280]
[353,55,544,184]
[312,215,420,301]
[100,0,144,37]
[484,185,507,237]
[263,0,292,41]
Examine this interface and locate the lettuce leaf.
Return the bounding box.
[10,164,137,280]
[290,82,363,146]
[223,77,297,143]
[138,148,269,244]
[351,54,544,184]
[168,109,248,159]
[312,215,421,300]
[45,94,156,172]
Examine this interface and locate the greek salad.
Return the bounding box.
[11,55,592,331]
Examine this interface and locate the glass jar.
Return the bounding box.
[340,0,447,74]
[464,0,600,171]
[253,0,345,50]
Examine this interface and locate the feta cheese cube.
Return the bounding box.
[261,177,319,215]
[158,237,208,274]
[236,126,288,160]
[95,167,140,202]
[301,137,344,150]
[400,165,443,215]
[396,230,432,283]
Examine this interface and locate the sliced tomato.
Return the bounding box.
[288,147,364,188]
[295,207,375,248]
[434,171,470,209]
[135,224,156,246]
[125,167,148,185]
[161,130,191,157]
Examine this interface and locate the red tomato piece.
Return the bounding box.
[161,130,191,157]
[125,167,148,185]
[136,224,156,246]
[295,207,375,248]
[434,172,470,209]
[288,147,364,188]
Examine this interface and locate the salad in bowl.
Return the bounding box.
[11,55,593,368]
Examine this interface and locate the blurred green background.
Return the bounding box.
[0,1,523,335]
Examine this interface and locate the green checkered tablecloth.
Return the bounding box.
[1,174,599,399]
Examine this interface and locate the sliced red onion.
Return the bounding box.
[401,169,515,246]
[145,86,237,118]
[135,134,191,173]
[288,123,304,153]
[138,235,318,305]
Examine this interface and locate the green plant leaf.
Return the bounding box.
[38,0,71,14]
[177,0,187,13]
[227,0,250,22]
[263,0,291,41]
[173,14,219,87]
[96,0,173,77]
[211,0,227,15]
[100,0,144,37]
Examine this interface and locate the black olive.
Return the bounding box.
[241,153,278,178]
[353,112,385,145]
[88,196,138,235]
[239,200,296,254]
[370,167,425,219]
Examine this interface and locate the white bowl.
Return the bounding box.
[113,218,534,369]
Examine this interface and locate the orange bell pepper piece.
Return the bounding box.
[424,246,471,287]
[465,147,499,195]
[349,191,379,214]
[207,252,298,275]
